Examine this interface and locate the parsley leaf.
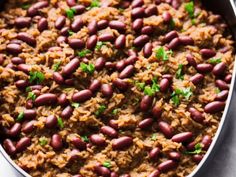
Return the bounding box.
[185,1,195,18]
[25,86,32,92]
[66,8,76,19]
[176,64,184,80]
[181,87,193,100]
[95,105,106,116]
[208,58,222,64]
[77,49,92,57]
[80,63,95,74]
[87,0,100,10]
[136,82,145,90]
[52,61,61,71]
[155,47,173,61]
[39,137,48,146]
[57,117,64,129]
[171,87,192,106]
[185,143,202,155]
[29,71,45,84]
[144,78,160,96]
[16,112,24,122]
[151,133,158,141]
[72,102,80,108]
[21,4,30,10]
[103,161,112,168]
[95,41,107,51]
[112,109,119,115]
[171,93,180,106]
[27,92,36,101]
[169,19,175,29]
[81,135,89,142]
[68,30,75,36]
[215,88,220,94]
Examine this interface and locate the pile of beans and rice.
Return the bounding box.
[0,0,234,176]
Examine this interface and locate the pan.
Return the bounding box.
[0,0,236,177]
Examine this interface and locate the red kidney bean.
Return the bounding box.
[140,95,153,111]
[101,84,113,98]
[132,7,145,18]
[158,160,177,172]
[11,57,24,65]
[110,172,119,177]
[105,62,115,69]
[65,79,75,86]
[162,12,172,23]
[61,106,73,119]
[138,118,153,129]
[216,79,229,90]
[71,18,83,32]
[148,170,160,177]
[99,33,115,42]
[8,123,21,137]
[0,54,4,65]
[22,120,36,134]
[119,65,134,79]
[26,100,33,109]
[38,18,48,32]
[171,132,193,143]
[6,43,22,55]
[120,174,131,177]
[16,137,31,152]
[143,42,153,58]
[131,0,144,8]
[35,93,57,106]
[149,147,160,161]
[68,38,85,49]
[72,137,86,150]
[125,56,137,65]
[67,0,76,6]
[45,115,57,128]
[189,107,204,123]
[90,134,106,146]
[53,72,64,84]
[132,19,143,32]
[3,139,16,155]
[213,62,226,76]
[58,93,69,106]
[113,78,128,91]
[141,26,154,35]
[215,90,229,101]
[15,80,29,89]
[162,74,173,81]
[196,63,213,73]
[112,136,133,150]
[57,36,67,44]
[72,89,93,102]
[179,36,194,45]
[33,1,49,9]
[192,154,203,163]
[167,37,180,50]
[201,135,212,150]
[69,148,80,160]
[190,73,204,85]
[127,49,138,57]
[27,6,38,17]
[120,0,131,8]
[152,105,162,119]
[86,35,97,50]
[116,60,126,71]
[23,109,36,120]
[95,57,106,71]
[51,134,63,151]
[15,17,31,28]
[186,53,197,67]
[164,30,178,43]
[97,19,109,30]
[60,27,69,36]
[158,121,173,138]
[89,79,101,93]
[30,85,43,90]
[55,16,66,30]
[160,78,169,92]
[73,5,85,14]
[134,35,149,47]
[73,175,82,177]
[168,152,181,161]
[200,49,216,58]
[101,126,118,138]
[109,21,126,32]
[17,64,31,73]
[186,141,196,151]
[109,120,118,130]
[172,0,181,9]
[6,63,17,70]
[62,58,80,76]
[87,20,97,35]
[145,5,158,17]
[114,35,126,49]
[94,165,111,177]
[204,101,225,113]
[224,74,232,83]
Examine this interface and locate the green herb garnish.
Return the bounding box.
[68,30,75,36]
[16,112,24,122]
[208,58,222,64]
[155,47,173,61]
[171,87,192,106]
[112,109,118,115]
[171,93,180,106]
[57,117,64,129]
[25,86,31,92]
[77,49,92,57]
[27,92,36,101]
[52,61,62,71]
[151,133,158,141]
[144,78,160,96]
[21,4,30,10]
[185,143,202,155]
[136,82,145,90]
[80,62,95,74]
[169,19,176,29]
[66,8,76,19]
[72,102,80,108]
[87,0,100,10]
[81,135,89,142]
[185,1,195,18]
[215,88,220,94]
[39,137,48,146]
[95,41,106,51]
[29,71,45,84]
[176,64,184,80]
[95,105,106,116]
[103,161,112,168]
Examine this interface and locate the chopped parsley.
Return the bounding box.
[112,109,119,115]
[103,161,112,168]
[29,71,45,84]
[66,8,76,19]
[95,105,106,116]
[215,88,221,94]
[21,4,30,10]
[191,18,196,25]
[39,137,48,146]
[25,86,32,92]
[52,61,62,71]
[171,93,180,106]
[185,1,195,18]
[136,82,145,91]
[151,133,158,141]
[171,87,193,106]
[77,49,92,57]
[71,102,80,108]
[176,64,184,80]
[95,41,107,51]
[169,19,176,29]
[81,135,89,142]
[16,112,24,122]
[87,0,100,10]
[144,78,160,96]
[68,30,75,36]
[57,117,64,129]
[208,58,222,64]
[155,47,173,61]
[27,92,36,101]
[80,63,95,74]
[185,143,202,155]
